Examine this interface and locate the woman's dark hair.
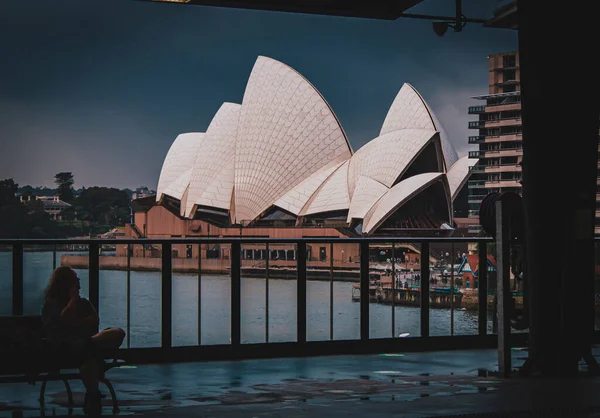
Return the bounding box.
[44,266,75,303]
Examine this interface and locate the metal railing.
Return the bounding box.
[468,106,486,114]
[469,121,485,129]
[468,135,485,144]
[1,237,522,364]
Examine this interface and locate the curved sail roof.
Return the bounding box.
[347,129,437,196]
[447,156,478,201]
[347,175,389,222]
[380,83,458,169]
[156,133,204,202]
[234,56,352,223]
[185,102,240,216]
[274,161,344,216]
[161,168,192,203]
[363,172,447,234]
[156,55,466,235]
[300,160,350,216]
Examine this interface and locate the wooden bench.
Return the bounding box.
[0,315,125,414]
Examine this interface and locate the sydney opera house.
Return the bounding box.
[127,56,475,259]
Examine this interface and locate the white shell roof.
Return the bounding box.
[161,168,192,202]
[447,156,478,201]
[347,129,437,196]
[347,176,389,222]
[156,133,203,202]
[233,56,352,223]
[185,102,240,216]
[274,161,344,216]
[156,55,464,234]
[363,172,446,234]
[380,83,458,170]
[301,160,351,216]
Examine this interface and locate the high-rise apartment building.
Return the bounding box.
[467,51,522,234]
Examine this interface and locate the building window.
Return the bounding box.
[503,54,516,68]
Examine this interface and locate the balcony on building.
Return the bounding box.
[468,179,487,188]
[468,150,483,158]
[468,120,486,129]
[468,135,485,144]
[468,105,487,114]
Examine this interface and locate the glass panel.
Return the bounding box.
[201,242,231,345]
[369,242,392,339]
[267,243,297,343]
[128,243,161,348]
[392,242,421,338]
[596,240,600,332]
[241,243,266,344]
[23,245,54,316]
[172,242,200,347]
[429,243,466,336]
[0,245,12,316]
[333,242,360,340]
[306,241,332,342]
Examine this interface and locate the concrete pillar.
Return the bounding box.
[518,0,600,376]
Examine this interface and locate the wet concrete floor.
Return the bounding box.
[2,348,600,417]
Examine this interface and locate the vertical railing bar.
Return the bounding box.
[478,242,488,336]
[496,200,512,377]
[52,244,57,271]
[297,242,307,344]
[126,244,131,349]
[231,242,241,346]
[360,241,370,341]
[450,243,455,336]
[329,241,334,341]
[420,242,430,338]
[88,242,100,313]
[12,243,24,316]
[161,243,172,349]
[391,242,396,338]
[265,243,269,344]
[198,243,202,346]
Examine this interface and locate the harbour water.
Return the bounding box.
[0,252,491,347]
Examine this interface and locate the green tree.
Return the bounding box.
[54,172,74,202]
[0,179,18,207]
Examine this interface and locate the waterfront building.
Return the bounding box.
[467,51,522,235]
[124,56,475,261]
[19,195,71,221]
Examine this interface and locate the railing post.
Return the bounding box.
[420,242,430,338]
[391,242,395,338]
[360,241,370,341]
[88,242,99,313]
[265,243,269,343]
[197,243,202,346]
[161,243,172,349]
[126,244,131,348]
[296,242,307,344]
[12,243,23,316]
[496,200,512,376]
[478,242,488,336]
[329,241,334,341]
[52,244,57,270]
[231,241,241,346]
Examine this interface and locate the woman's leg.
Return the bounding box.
[79,358,99,392]
[91,327,125,351]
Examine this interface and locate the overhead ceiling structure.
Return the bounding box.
[138,0,512,34]
[141,0,427,19]
[156,55,474,234]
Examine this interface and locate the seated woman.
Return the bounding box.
[42,266,125,415]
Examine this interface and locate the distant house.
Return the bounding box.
[456,254,497,290]
[20,195,71,220]
[132,187,156,200]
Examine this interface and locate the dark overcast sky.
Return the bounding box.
[0,0,517,189]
